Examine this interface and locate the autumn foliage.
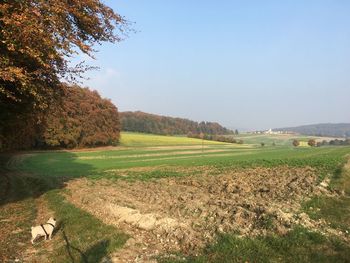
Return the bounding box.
[120,111,233,136]
[0,0,128,107]
[307,139,316,147]
[0,0,128,150]
[42,85,120,148]
[292,139,300,147]
[0,85,120,150]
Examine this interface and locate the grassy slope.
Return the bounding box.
[2,132,350,262]
[119,132,226,147]
[233,133,327,146]
[19,144,349,179]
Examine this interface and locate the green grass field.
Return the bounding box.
[119,132,228,147]
[232,133,333,146]
[1,132,350,262]
[17,134,349,179]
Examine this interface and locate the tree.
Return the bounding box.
[42,85,120,148]
[235,129,239,135]
[292,139,300,147]
[0,0,129,150]
[187,131,193,138]
[308,139,316,147]
[0,0,129,107]
[261,142,265,147]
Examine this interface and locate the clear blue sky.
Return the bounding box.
[81,0,350,130]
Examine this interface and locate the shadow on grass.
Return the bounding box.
[0,152,95,207]
[61,228,111,263]
[0,153,128,262]
[44,190,127,263]
[82,239,111,263]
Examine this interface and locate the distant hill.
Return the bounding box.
[274,123,350,138]
[120,111,233,135]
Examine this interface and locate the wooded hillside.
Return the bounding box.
[120,111,233,135]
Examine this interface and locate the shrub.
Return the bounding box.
[292,139,300,147]
[308,139,316,147]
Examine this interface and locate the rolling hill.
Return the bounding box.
[274,123,350,138]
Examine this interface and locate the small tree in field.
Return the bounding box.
[308,139,316,147]
[261,142,265,147]
[292,139,300,147]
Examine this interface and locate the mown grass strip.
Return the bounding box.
[44,190,128,263]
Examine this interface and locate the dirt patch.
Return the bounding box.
[65,166,325,261]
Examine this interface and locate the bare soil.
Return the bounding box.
[65,166,325,262]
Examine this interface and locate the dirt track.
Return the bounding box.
[65,166,322,262]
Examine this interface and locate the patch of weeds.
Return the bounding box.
[59,187,72,196]
[302,196,350,232]
[0,164,39,262]
[44,190,128,263]
[160,227,350,263]
[329,160,350,195]
[257,213,276,230]
[137,170,182,180]
[89,169,185,182]
[303,157,350,233]
[0,197,36,262]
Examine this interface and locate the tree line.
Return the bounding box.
[187,133,243,144]
[318,139,350,147]
[120,111,233,136]
[292,138,350,147]
[0,85,120,150]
